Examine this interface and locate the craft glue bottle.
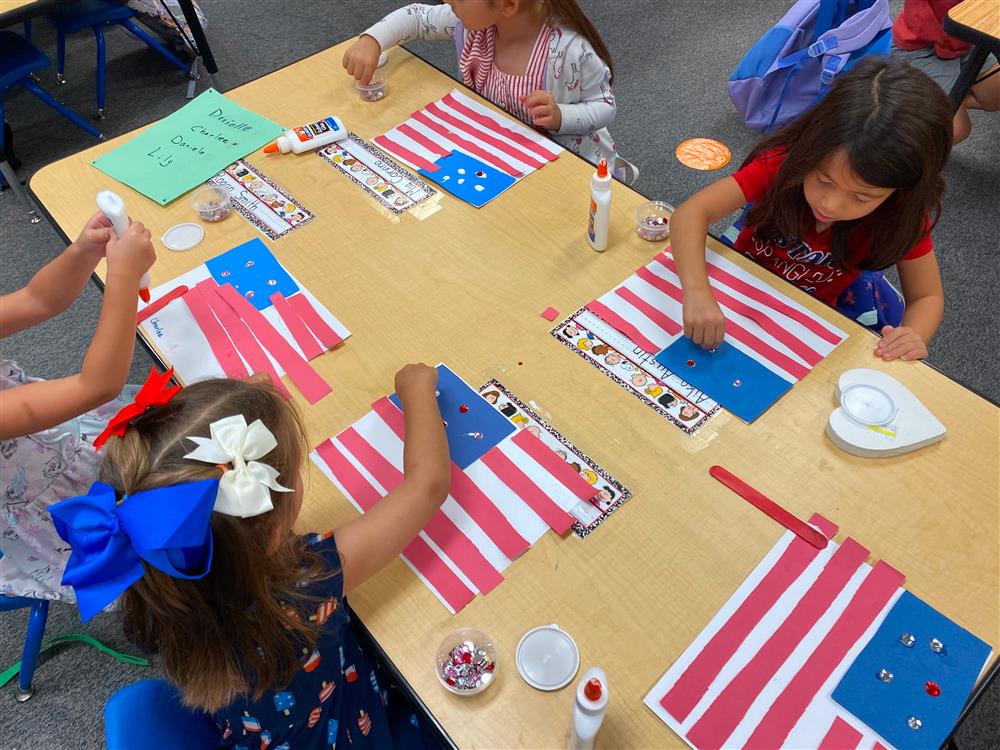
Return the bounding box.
[587,159,612,252]
[96,190,150,303]
[264,116,348,154]
[569,667,609,749]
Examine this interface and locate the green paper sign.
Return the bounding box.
[91,89,284,205]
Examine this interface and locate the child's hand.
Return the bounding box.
[521,91,562,131]
[342,35,381,85]
[876,325,928,361]
[74,212,114,260]
[105,220,155,282]
[395,363,438,401]
[683,288,726,349]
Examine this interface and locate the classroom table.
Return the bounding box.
[0,0,73,27]
[945,0,1000,109]
[27,40,1000,749]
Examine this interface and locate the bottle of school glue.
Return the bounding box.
[96,190,150,303]
[568,667,609,750]
[587,159,612,252]
[263,116,348,154]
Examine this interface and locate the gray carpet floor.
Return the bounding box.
[1,1,997,747]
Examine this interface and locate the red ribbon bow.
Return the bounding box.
[93,367,182,449]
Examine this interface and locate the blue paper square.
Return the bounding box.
[204,238,298,311]
[832,591,991,750]
[419,151,516,208]
[389,364,515,469]
[654,338,792,422]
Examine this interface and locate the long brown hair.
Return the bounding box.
[99,378,332,712]
[744,58,952,270]
[542,0,614,82]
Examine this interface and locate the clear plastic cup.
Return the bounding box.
[636,200,673,241]
[435,628,497,696]
[357,74,388,102]
[191,186,232,223]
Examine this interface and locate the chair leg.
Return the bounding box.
[94,24,106,118]
[56,30,67,85]
[119,18,193,77]
[16,600,50,701]
[0,159,42,224]
[23,20,32,40]
[19,78,103,140]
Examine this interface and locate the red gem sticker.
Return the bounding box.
[245,260,255,268]
[925,681,941,697]
[687,360,695,367]
[459,404,469,413]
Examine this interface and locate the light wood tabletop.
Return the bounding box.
[947,0,1000,44]
[0,1,37,11]
[29,40,1000,749]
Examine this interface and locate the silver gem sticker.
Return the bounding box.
[930,638,945,653]
[899,633,916,647]
[907,715,922,730]
[877,668,894,683]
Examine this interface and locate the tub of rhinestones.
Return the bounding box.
[356,74,388,102]
[436,628,497,695]
[191,186,232,223]
[635,200,673,241]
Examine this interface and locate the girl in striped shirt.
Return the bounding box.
[343,1,625,174]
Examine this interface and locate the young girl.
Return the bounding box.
[50,366,449,748]
[671,58,953,361]
[343,0,621,170]
[0,214,155,600]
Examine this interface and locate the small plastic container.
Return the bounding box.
[357,74,388,102]
[435,628,497,696]
[191,186,232,223]
[635,200,673,241]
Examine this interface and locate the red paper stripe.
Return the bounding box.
[270,292,324,360]
[137,284,188,323]
[449,463,531,561]
[425,101,544,170]
[616,285,683,337]
[442,93,558,162]
[816,717,863,750]
[481,447,575,534]
[198,280,290,399]
[397,122,450,157]
[412,110,522,177]
[512,430,596,502]
[373,135,440,173]
[181,286,248,379]
[745,561,904,749]
[586,299,662,354]
[873,743,889,750]
[314,439,382,511]
[372,397,405,440]
[286,293,343,349]
[660,513,839,721]
[216,284,332,404]
[686,537,870,748]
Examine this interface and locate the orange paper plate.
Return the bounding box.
[675,138,732,170]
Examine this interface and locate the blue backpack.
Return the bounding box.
[728,0,892,133]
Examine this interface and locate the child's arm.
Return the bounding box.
[875,252,944,361]
[0,221,156,440]
[334,363,450,594]
[671,176,748,349]
[343,3,458,85]
[523,39,615,135]
[0,213,112,338]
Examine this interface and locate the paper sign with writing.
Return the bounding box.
[91,89,283,205]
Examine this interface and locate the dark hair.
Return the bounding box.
[543,0,614,82]
[744,58,952,271]
[99,378,332,712]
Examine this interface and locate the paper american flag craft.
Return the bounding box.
[584,247,848,422]
[644,514,992,750]
[310,364,610,613]
[373,89,563,207]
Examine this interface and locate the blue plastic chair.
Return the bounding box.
[0,592,50,702]
[45,0,193,118]
[105,680,219,750]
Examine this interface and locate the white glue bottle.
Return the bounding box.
[587,159,612,252]
[96,190,151,303]
[569,667,609,749]
[263,116,348,154]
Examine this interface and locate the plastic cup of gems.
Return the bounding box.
[435,628,497,696]
[356,74,388,102]
[635,201,673,242]
[191,186,232,223]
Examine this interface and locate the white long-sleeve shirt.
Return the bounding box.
[363,3,617,164]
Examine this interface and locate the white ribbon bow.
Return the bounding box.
[184,414,292,518]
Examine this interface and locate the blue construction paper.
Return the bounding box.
[204,238,297,311]
[832,591,991,750]
[654,338,792,423]
[389,364,515,469]
[418,151,516,208]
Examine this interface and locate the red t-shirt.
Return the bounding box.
[892,0,970,60]
[731,151,933,306]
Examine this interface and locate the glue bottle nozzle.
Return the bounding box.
[595,159,608,179]
[263,142,279,154]
[584,678,602,701]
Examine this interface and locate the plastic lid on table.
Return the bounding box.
[841,382,897,426]
[516,624,580,691]
[161,222,204,252]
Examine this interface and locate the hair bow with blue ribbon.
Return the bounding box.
[49,479,218,622]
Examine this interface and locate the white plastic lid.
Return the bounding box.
[377,51,388,67]
[516,624,580,691]
[161,222,205,251]
[841,382,896,426]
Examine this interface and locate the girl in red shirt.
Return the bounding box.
[671,59,953,362]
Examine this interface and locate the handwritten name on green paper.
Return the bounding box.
[91,89,284,206]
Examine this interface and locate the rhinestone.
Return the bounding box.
[925,681,941,697]
[930,638,945,653]
[733,379,742,387]
[877,669,893,683]
[899,633,916,647]
[907,716,922,730]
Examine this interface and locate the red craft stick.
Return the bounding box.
[710,466,828,549]
[136,285,188,323]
